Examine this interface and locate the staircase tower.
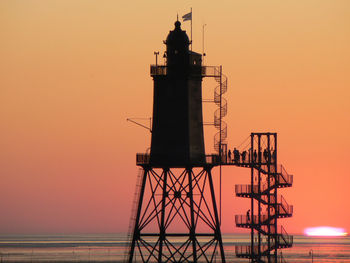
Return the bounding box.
[235,133,293,262]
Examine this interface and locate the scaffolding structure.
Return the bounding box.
[231,133,293,262]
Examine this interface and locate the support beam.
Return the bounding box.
[128,166,226,262]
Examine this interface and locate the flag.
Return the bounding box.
[182,12,192,21]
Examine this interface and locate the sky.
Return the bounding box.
[1,0,349,235]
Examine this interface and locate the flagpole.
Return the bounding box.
[191,7,192,52]
[202,24,206,64]
[182,9,193,51]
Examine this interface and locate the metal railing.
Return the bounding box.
[236,232,292,258]
[277,195,293,216]
[212,67,228,153]
[124,168,144,261]
[225,151,278,168]
[150,65,224,77]
[136,153,222,166]
[235,214,270,225]
[234,170,291,194]
[235,186,292,213]
[136,153,150,165]
[235,184,259,195]
[202,66,221,77]
[235,245,252,255]
[279,225,293,247]
[205,154,221,164]
[235,183,278,202]
[150,65,167,76]
[277,164,293,186]
[226,150,251,165]
[260,194,277,204]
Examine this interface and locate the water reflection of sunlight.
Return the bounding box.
[304,226,348,237]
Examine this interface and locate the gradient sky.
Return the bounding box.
[1,0,349,235]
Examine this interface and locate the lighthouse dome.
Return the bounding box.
[165,21,190,68]
[166,21,190,51]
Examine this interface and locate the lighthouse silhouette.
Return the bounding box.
[127,20,226,263]
[128,18,294,263]
[150,20,205,167]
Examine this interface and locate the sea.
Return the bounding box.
[0,233,349,262]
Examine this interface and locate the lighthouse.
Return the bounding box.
[150,21,205,167]
[127,21,226,263]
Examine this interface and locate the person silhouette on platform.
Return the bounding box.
[253,150,257,163]
[271,148,276,162]
[234,148,240,163]
[228,149,232,163]
[242,150,247,163]
[258,147,262,163]
[263,148,268,163]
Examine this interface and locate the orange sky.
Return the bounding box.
[1,0,349,235]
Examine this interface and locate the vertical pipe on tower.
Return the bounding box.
[274,134,278,262]
[188,168,197,262]
[128,167,148,263]
[267,134,271,263]
[250,134,254,260]
[158,168,168,263]
[207,167,226,263]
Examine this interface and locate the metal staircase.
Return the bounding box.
[124,168,144,261]
[234,133,293,262]
[213,67,228,153]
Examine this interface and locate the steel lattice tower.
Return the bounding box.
[128,165,225,263]
[234,133,293,262]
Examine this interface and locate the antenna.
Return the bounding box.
[126,118,152,133]
[202,23,207,64]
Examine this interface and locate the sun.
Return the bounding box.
[304,226,348,237]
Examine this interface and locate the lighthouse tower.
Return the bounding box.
[127,21,226,263]
[150,20,205,167]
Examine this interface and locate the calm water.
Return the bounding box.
[0,233,349,262]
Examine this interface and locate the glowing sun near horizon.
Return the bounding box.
[304,227,348,237]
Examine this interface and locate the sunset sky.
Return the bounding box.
[1,0,349,235]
